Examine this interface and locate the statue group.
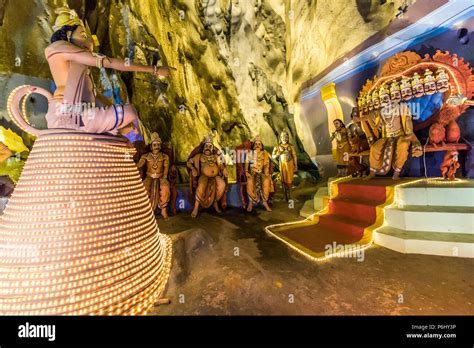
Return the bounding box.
[352,67,453,180]
[8,5,299,219]
[329,68,452,180]
[11,3,452,221]
[182,131,297,217]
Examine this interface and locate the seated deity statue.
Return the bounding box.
[365,84,422,180]
[245,136,272,212]
[41,6,174,135]
[187,135,227,218]
[136,132,171,219]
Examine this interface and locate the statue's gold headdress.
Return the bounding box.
[52,6,98,47]
[203,134,214,144]
[411,72,423,87]
[435,67,449,82]
[365,91,373,102]
[371,89,379,99]
[150,132,162,144]
[390,80,401,93]
[378,83,389,97]
[400,77,411,90]
[423,69,435,84]
[52,7,85,31]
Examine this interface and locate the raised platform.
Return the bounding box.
[374,179,474,258]
[272,177,474,260]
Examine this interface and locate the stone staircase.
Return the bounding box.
[300,183,330,218]
[374,180,474,258]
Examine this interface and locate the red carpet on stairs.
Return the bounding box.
[266,178,408,259]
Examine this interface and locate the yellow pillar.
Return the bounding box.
[321,83,344,155]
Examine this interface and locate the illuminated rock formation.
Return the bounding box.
[0,0,411,165]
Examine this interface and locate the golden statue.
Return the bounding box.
[347,107,370,154]
[365,91,422,180]
[245,136,272,212]
[330,119,351,177]
[187,135,227,218]
[272,131,297,201]
[137,132,171,219]
[41,6,175,135]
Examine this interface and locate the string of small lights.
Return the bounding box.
[0,133,172,315]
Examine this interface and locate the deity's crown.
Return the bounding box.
[423,69,435,83]
[371,89,379,99]
[52,6,99,46]
[378,83,389,97]
[203,134,214,144]
[400,77,411,89]
[365,91,373,101]
[150,132,162,144]
[52,6,85,31]
[411,72,423,86]
[389,80,401,92]
[253,135,262,143]
[435,67,449,81]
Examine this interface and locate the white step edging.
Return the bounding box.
[384,206,474,234]
[396,187,474,207]
[374,179,474,258]
[374,228,474,258]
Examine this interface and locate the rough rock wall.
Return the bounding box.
[287,0,416,157]
[197,0,311,165]
[0,0,411,164]
[0,0,62,147]
[89,0,251,162]
[0,0,252,162]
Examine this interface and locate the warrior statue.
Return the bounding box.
[187,135,227,218]
[37,6,174,135]
[136,132,171,219]
[365,83,422,180]
[347,107,370,154]
[272,131,297,201]
[245,136,272,212]
[330,119,350,177]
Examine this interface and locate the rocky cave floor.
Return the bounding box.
[149,183,473,315]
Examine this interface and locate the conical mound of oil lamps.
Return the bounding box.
[0,86,172,315]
